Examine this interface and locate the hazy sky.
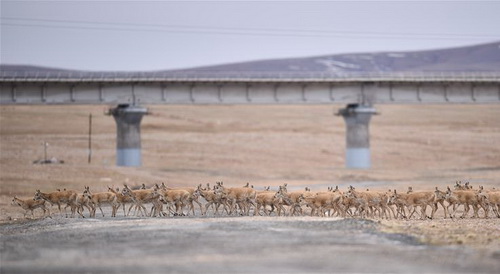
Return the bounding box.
[1,0,500,71]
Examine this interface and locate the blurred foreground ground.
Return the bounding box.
[1,216,499,273]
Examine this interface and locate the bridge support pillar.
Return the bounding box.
[337,104,377,169]
[107,104,148,167]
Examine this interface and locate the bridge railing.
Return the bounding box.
[1,70,500,82]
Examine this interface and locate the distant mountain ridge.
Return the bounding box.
[170,41,500,73]
[1,41,499,75]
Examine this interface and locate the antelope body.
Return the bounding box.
[83,186,119,217]
[12,196,50,218]
[34,189,78,217]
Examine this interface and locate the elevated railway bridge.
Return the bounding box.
[1,70,499,168]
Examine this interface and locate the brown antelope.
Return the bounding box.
[387,190,412,219]
[83,186,119,217]
[194,184,225,216]
[107,186,134,217]
[347,186,391,219]
[255,191,281,216]
[433,187,449,218]
[264,184,288,214]
[368,189,392,219]
[156,185,190,216]
[160,183,203,216]
[34,189,78,217]
[255,186,278,212]
[214,182,257,216]
[390,190,438,220]
[72,193,93,218]
[121,184,156,217]
[302,187,342,217]
[385,189,398,219]
[445,186,485,218]
[477,187,500,218]
[344,190,370,218]
[287,194,306,216]
[387,186,415,219]
[304,191,343,217]
[282,187,315,216]
[146,188,168,217]
[272,191,294,216]
[12,196,50,219]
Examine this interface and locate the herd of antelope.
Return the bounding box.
[10,181,500,220]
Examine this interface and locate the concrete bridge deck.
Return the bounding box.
[1,71,499,105]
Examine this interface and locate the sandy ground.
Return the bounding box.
[1,104,500,272]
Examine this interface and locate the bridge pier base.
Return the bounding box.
[107,104,148,167]
[337,104,377,169]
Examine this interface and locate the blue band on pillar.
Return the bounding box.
[346,148,371,169]
[116,148,142,166]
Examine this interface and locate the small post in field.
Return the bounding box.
[88,113,92,164]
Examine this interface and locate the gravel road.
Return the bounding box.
[1,216,499,273]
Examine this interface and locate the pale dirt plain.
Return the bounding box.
[1,104,500,273]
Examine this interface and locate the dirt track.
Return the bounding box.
[1,104,500,273]
[1,216,499,273]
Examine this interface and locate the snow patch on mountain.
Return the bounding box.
[387,53,406,58]
[315,59,360,72]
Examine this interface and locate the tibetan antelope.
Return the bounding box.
[34,189,78,217]
[83,186,119,217]
[12,196,50,219]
